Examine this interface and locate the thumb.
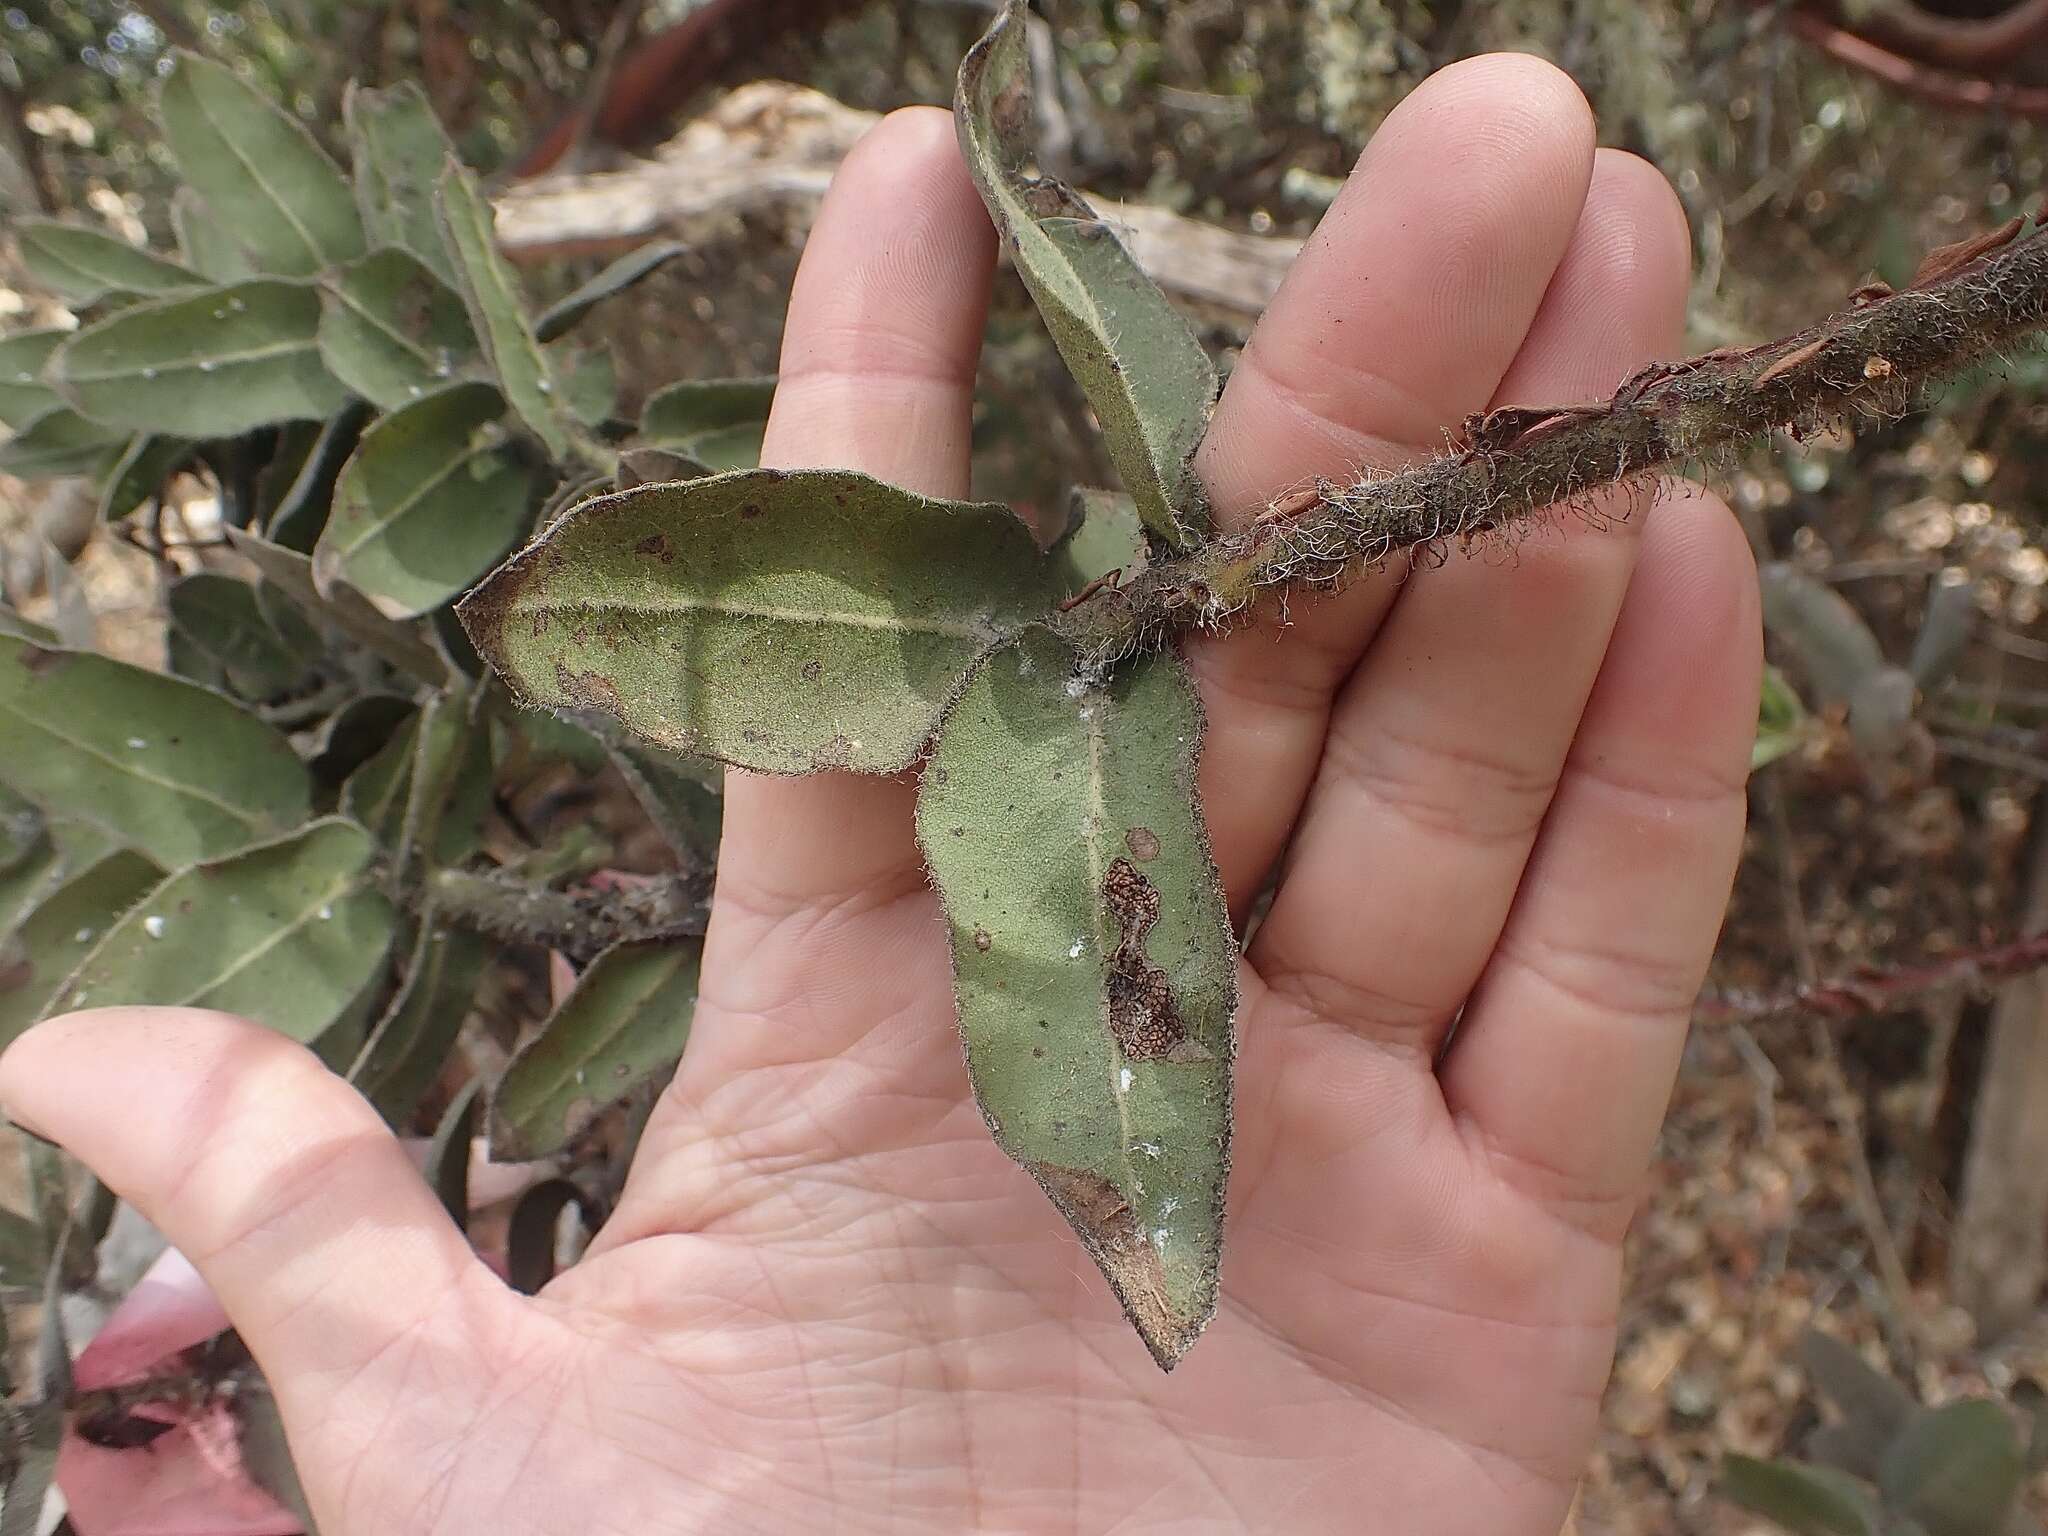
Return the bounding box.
[0,1007,502,1401]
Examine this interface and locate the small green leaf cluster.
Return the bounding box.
[0,44,763,1472]
[1722,1331,2042,1536]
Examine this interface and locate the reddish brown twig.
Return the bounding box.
[1770,1,2048,119]
[1697,928,2048,1025]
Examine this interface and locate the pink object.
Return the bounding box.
[57,1248,300,1536]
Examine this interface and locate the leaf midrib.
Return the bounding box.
[65,335,320,385]
[325,434,500,567]
[518,593,992,641]
[186,69,326,270]
[0,691,279,849]
[176,866,369,1008]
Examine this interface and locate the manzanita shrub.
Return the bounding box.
[9,19,2048,1521]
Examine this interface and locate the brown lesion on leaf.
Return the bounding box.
[552,662,622,716]
[1124,826,1160,862]
[1033,1162,1203,1371]
[1101,855,1187,1060]
[633,532,672,562]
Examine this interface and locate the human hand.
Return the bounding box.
[0,55,1759,1536]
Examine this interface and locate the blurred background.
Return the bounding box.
[9,2,2048,1530]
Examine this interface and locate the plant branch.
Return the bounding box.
[1697,926,2048,1026]
[1054,214,2048,670]
[426,866,708,963]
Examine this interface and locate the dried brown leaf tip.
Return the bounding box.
[1909,215,2025,289]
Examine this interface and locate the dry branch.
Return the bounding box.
[491,81,1300,317]
[1696,926,2048,1025]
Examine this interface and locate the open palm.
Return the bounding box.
[0,55,1759,1536]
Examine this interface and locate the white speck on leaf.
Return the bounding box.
[1159,1196,1179,1217]
[1118,1066,1133,1093]
[1150,1227,1169,1252]
[1067,940,1084,959]
[1136,1141,1162,1159]
[73,927,93,944]
[317,905,332,921]
[126,737,146,749]
[142,915,165,939]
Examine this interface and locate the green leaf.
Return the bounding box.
[225,526,450,684]
[505,1178,587,1293]
[460,468,1057,774]
[1721,1457,1880,1535]
[97,435,193,522]
[436,158,572,460]
[233,1371,318,1533]
[166,572,319,701]
[608,741,722,868]
[535,241,686,343]
[316,248,478,410]
[0,331,68,428]
[489,939,700,1160]
[0,406,126,479]
[956,3,1216,546]
[0,852,161,1046]
[169,185,254,283]
[15,219,201,306]
[159,51,365,277]
[917,629,1235,1369]
[47,819,395,1042]
[345,80,459,286]
[313,381,533,619]
[349,922,489,1124]
[1056,487,1148,594]
[1881,1401,2025,1536]
[1801,1330,1917,1443]
[308,693,415,786]
[637,376,775,472]
[0,632,312,866]
[51,279,351,438]
[556,345,617,428]
[428,1076,481,1228]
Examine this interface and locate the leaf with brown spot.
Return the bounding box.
[917,626,1235,1369]
[459,469,1061,775]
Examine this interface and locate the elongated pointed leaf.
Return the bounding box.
[1721,1456,1880,1535]
[48,819,394,1041]
[638,376,775,472]
[0,331,67,428]
[436,159,572,460]
[225,526,450,683]
[98,434,193,522]
[0,852,161,1044]
[170,185,254,282]
[52,279,350,438]
[429,1077,481,1227]
[1800,1331,1916,1440]
[313,381,531,618]
[233,1371,318,1532]
[0,632,311,866]
[339,693,489,866]
[957,4,1216,545]
[490,939,699,1160]
[16,220,200,306]
[317,248,477,410]
[0,406,126,479]
[159,52,364,277]
[350,922,489,1124]
[167,572,319,701]
[345,80,459,286]
[536,241,686,342]
[460,469,1057,774]
[1880,1400,2025,1536]
[917,628,1235,1369]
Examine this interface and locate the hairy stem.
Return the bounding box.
[1697,926,2048,1026]
[427,866,708,962]
[1053,214,2048,670]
